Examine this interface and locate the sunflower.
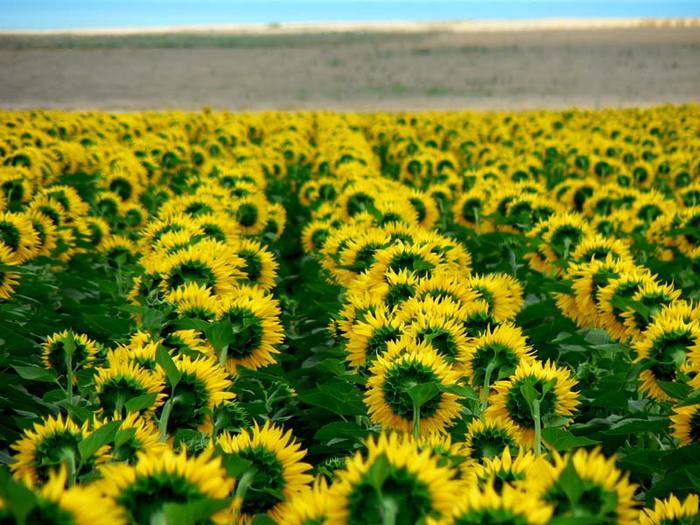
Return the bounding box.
[98,448,233,525]
[464,417,523,460]
[26,209,58,257]
[0,243,21,300]
[10,414,106,484]
[639,493,699,525]
[528,448,638,525]
[404,312,471,370]
[335,229,391,285]
[161,355,235,434]
[162,329,216,359]
[164,281,219,323]
[417,433,475,488]
[107,412,163,463]
[195,212,241,245]
[0,210,40,263]
[301,219,334,253]
[486,360,580,447]
[215,286,284,372]
[474,447,544,492]
[230,193,270,235]
[283,477,332,525]
[344,305,404,369]
[40,185,90,218]
[462,323,535,391]
[23,466,126,525]
[445,482,553,525]
[107,340,160,373]
[97,234,141,266]
[415,230,473,274]
[633,316,700,401]
[596,271,655,342]
[41,330,99,381]
[94,361,166,417]
[368,242,444,283]
[408,188,440,228]
[622,281,683,339]
[365,341,464,436]
[326,432,458,525]
[415,270,481,307]
[453,187,492,232]
[217,421,313,523]
[158,240,244,298]
[230,238,279,290]
[670,403,700,446]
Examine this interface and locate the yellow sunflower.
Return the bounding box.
[486,360,580,448]
[164,281,219,323]
[217,421,313,523]
[93,361,166,418]
[97,448,233,525]
[10,414,107,485]
[230,238,279,290]
[365,341,464,436]
[327,432,459,525]
[527,448,638,525]
[344,304,404,369]
[464,417,524,460]
[445,482,553,525]
[216,286,284,372]
[670,403,700,446]
[283,477,332,525]
[0,243,21,300]
[41,330,99,381]
[639,493,699,525]
[0,210,40,263]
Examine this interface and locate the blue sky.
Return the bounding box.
[1,0,698,30]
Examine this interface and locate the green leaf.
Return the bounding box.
[314,421,369,442]
[0,467,37,522]
[162,498,230,525]
[13,365,57,383]
[438,383,479,401]
[252,516,278,525]
[124,393,158,413]
[365,454,391,491]
[657,381,692,400]
[220,453,254,478]
[156,347,181,389]
[542,427,600,452]
[407,383,440,409]
[114,427,137,449]
[78,420,121,462]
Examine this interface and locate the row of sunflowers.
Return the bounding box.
[0,106,699,524]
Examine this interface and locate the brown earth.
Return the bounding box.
[0,26,699,111]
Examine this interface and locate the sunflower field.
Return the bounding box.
[0,106,699,524]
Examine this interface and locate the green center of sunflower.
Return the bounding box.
[347,460,434,525]
[118,472,207,524]
[463,312,495,338]
[385,284,415,310]
[25,500,76,525]
[505,377,558,429]
[690,410,700,442]
[610,281,642,323]
[573,187,593,211]
[544,465,619,522]
[47,340,89,377]
[38,206,62,227]
[184,202,213,217]
[388,253,434,278]
[223,307,264,359]
[550,226,584,258]
[470,428,517,460]
[200,224,225,242]
[99,376,149,414]
[1,180,24,208]
[31,220,47,247]
[382,361,442,420]
[236,204,259,227]
[364,325,402,365]
[348,243,384,274]
[97,198,119,217]
[461,198,482,224]
[683,215,700,246]
[239,250,263,282]
[417,327,458,364]
[453,508,532,525]
[409,197,427,223]
[311,228,329,250]
[169,262,216,290]
[471,342,519,386]
[109,178,133,200]
[425,289,460,303]
[237,446,286,515]
[0,221,21,251]
[346,193,375,217]
[34,431,82,482]
[631,294,674,332]
[648,330,693,382]
[168,374,210,431]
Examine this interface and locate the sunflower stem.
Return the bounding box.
[381,496,398,525]
[480,360,497,418]
[63,336,75,405]
[231,469,257,523]
[158,398,173,442]
[532,398,542,455]
[61,448,77,487]
[411,399,421,440]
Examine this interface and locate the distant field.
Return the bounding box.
[0,25,699,110]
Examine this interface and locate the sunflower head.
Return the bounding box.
[94,361,165,418]
[327,432,459,525]
[640,493,699,525]
[41,330,99,381]
[528,448,639,525]
[464,417,523,460]
[217,421,313,522]
[671,403,700,446]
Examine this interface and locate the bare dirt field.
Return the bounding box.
[0,25,699,110]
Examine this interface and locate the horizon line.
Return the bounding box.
[2,16,699,36]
